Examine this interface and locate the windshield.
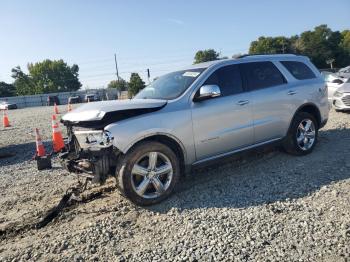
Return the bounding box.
[135,68,205,100]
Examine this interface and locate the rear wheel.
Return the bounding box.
[116,141,180,206]
[283,112,318,155]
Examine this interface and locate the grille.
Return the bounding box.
[342,94,350,106]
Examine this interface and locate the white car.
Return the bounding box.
[337,66,350,79]
[332,77,350,111]
[0,101,17,110]
[322,72,348,101]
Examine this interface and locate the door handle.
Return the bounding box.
[237,100,249,106]
[287,90,297,95]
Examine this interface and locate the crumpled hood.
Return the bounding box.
[61,99,167,127]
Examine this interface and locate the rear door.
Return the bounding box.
[191,64,254,160]
[239,61,290,143]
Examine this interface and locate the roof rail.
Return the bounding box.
[237,53,297,59]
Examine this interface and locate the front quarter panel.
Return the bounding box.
[104,104,195,164]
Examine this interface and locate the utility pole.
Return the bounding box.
[146,69,150,84]
[114,53,120,82]
[114,53,121,99]
[281,41,286,54]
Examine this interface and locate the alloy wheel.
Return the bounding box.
[296,119,316,151]
[131,151,173,199]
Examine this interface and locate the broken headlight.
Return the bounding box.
[74,130,114,149]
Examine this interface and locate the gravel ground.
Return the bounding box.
[0,105,349,261]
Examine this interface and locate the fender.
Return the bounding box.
[118,131,187,162]
[286,102,321,135]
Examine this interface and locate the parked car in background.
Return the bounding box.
[331,77,350,111]
[322,71,348,100]
[47,95,60,106]
[68,95,81,104]
[84,93,100,102]
[0,101,17,110]
[337,66,350,79]
[61,54,329,205]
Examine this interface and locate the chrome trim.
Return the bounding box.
[287,90,297,95]
[197,84,221,100]
[237,100,249,106]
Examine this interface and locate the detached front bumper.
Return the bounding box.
[59,127,119,184]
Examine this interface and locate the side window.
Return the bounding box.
[281,61,316,80]
[240,62,286,91]
[203,65,243,96]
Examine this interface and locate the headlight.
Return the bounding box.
[334,91,343,97]
[74,130,114,149]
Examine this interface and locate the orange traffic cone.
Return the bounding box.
[35,128,46,157]
[52,115,65,153]
[54,103,59,114]
[3,109,10,128]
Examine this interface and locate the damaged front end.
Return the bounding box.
[58,99,168,184]
[59,126,119,184]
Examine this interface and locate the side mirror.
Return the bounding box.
[194,85,221,102]
[332,79,344,85]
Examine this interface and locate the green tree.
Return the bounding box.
[11,59,82,95]
[108,78,127,92]
[232,53,244,59]
[249,36,293,54]
[0,82,16,97]
[339,30,350,66]
[128,73,145,97]
[194,49,220,64]
[11,66,35,96]
[248,25,350,68]
[341,30,350,52]
[297,25,339,68]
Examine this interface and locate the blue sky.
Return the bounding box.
[0,0,349,88]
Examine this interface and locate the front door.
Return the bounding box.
[191,64,254,161]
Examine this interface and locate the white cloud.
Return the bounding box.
[167,18,185,25]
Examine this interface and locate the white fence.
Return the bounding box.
[0,89,119,108]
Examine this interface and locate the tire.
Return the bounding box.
[115,141,181,206]
[283,112,318,156]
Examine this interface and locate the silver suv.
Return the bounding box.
[61,54,329,205]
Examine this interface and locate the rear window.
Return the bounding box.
[240,61,286,91]
[281,61,316,80]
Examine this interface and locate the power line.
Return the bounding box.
[79,56,192,71]
[3,47,250,87]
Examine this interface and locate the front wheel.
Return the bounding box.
[283,112,318,156]
[116,141,181,206]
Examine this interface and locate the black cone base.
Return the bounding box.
[36,156,52,170]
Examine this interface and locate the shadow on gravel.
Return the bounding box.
[150,128,350,213]
[0,141,53,167]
